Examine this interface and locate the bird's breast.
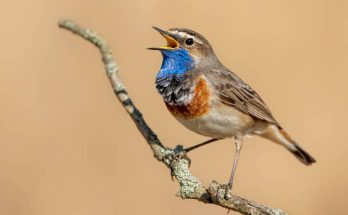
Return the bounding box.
[165,77,210,119]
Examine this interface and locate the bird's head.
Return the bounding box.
[149,27,217,78]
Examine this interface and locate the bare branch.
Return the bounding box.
[58,19,287,215]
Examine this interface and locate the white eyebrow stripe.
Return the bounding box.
[176,32,203,44]
[193,37,203,44]
[177,32,187,37]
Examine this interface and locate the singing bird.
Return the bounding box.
[149,27,316,194]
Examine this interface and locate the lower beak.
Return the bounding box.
[148,27,179,50]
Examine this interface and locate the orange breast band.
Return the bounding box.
[166,77,210,119]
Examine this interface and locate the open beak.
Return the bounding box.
[148,27,180,50]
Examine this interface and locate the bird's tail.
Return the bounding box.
[260,125,316,165]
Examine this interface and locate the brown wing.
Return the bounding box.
[207,68,280,126]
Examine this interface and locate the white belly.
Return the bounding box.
[175,105,256,139]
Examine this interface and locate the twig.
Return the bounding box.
[58,19,287,215]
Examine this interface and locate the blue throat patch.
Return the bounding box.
[156,48,194,79]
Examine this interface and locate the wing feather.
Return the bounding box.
[206,68,280,126]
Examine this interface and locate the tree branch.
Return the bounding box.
[58,19,287,215]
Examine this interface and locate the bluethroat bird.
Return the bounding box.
[149,27,316,194]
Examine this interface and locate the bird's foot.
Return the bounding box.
[217,184,232,200]
[168,145,191,180]
[172,145,191,167]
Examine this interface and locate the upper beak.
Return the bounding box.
[148,27,180,50]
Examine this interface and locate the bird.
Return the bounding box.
[149,27,316,195]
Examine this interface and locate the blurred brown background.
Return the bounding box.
[0,0,347,214]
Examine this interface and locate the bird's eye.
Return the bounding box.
[185,38,194,46]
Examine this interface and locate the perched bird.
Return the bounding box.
[149,27,316,193]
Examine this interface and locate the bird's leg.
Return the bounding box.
[228,138,243,190]
[168,138,221,180]
[171,138,220,168]
[219,138,243,199]
[184,138,221,153]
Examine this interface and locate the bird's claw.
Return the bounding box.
[217,184,232,200]
[168,145,191,180]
